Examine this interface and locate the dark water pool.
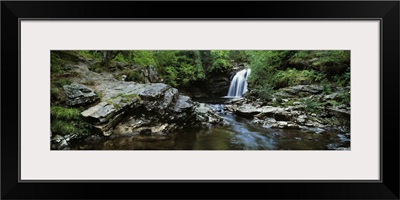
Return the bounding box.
[70,99,350,150]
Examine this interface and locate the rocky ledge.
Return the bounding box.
[225,84,350,132]
[75,80,224,137]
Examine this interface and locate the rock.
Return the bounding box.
[81,81,222,136]
[301,85,323,94]
[336,147,351,150]
[144,65,160,83]
[206,76,230,96]
[227,97,246,104]
[224,105,237,112]
[287,123,300,129]
[193,92,208,98]
[51,135,71,150]
[282,85,303,95]
[121,75,127,81]
[326,143,341,150]
[235,104,262,117]
[252,118,264,124]
[63,82,99,106]
[296,115,307,123]
[277,121,288,126]
[51,134,64,143]
[81,102,118,123]
[324,92,340,101]
[193,103,223,125]
[274,85,323,99]
[173,95,193,113]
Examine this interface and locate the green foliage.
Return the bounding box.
[322,81,332,94]
[272,68,324,89]
[113,53,128,62]
[95,90,103,99]
[107,93,142,109]
[51,106,81,120]
[284,99,295,107]
[116,69,145,82]
[51,106,92,136]
[50,86,65,104]
[51,52,63,74]
[54,50,351,101]
[303,97,322,112]
[153,51,205,87]
[311,50,350,67]
[245,50,290,100]
[209,50,230,73]
[91,62,104,73]
[333,71,350,87]
[337,91,350,106]
[129,51,157,66]
[164,66,179,87]
[272,98,281,107]
[76,50,102,60]
[55,78,72,87]
[229,50,248,63]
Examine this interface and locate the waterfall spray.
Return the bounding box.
[227,69,251,97]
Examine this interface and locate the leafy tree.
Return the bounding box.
[209,50,230,73]
[101,50,121,67]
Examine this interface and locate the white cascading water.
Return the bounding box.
[227,69,251,97]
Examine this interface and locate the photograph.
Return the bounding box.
[51,50,351,150]
[3,0,398,199]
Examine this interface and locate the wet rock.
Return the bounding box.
[274,85,323,99]
[277,121,288,128]
[63,82,99,106]
[301,85,323,94]
[326,143,341,150]
[226,97,246,105]
[193,103,223,125]
[82,81,222,136]
[296,115,307,123]
[235,104,262,117]
[51,135,71,150]
[173,95,193,113]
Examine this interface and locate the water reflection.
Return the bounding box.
[70,99,350,150]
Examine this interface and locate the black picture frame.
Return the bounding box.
[2,1,399,199]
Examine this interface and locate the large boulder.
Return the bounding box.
[81,81,223,136]
[63,82,99,106]
[274,85,324,98]
[234,104,262,117]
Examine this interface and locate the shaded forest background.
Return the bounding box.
[50,50,350,138]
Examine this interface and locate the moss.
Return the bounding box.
[54,78,72,87]
[303,97,323,113]
[105,93,142,110]
[50,106,92,136]
[95,90,103,99]
[120,93,141,102]
[50,86,66,105]
[116,69,145,82]
[272,68,325,89]
[51,106,81,120]
[284,99,294,107]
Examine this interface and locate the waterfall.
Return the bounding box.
[227,69,251,97]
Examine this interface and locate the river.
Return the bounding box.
[69,97,350,150]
